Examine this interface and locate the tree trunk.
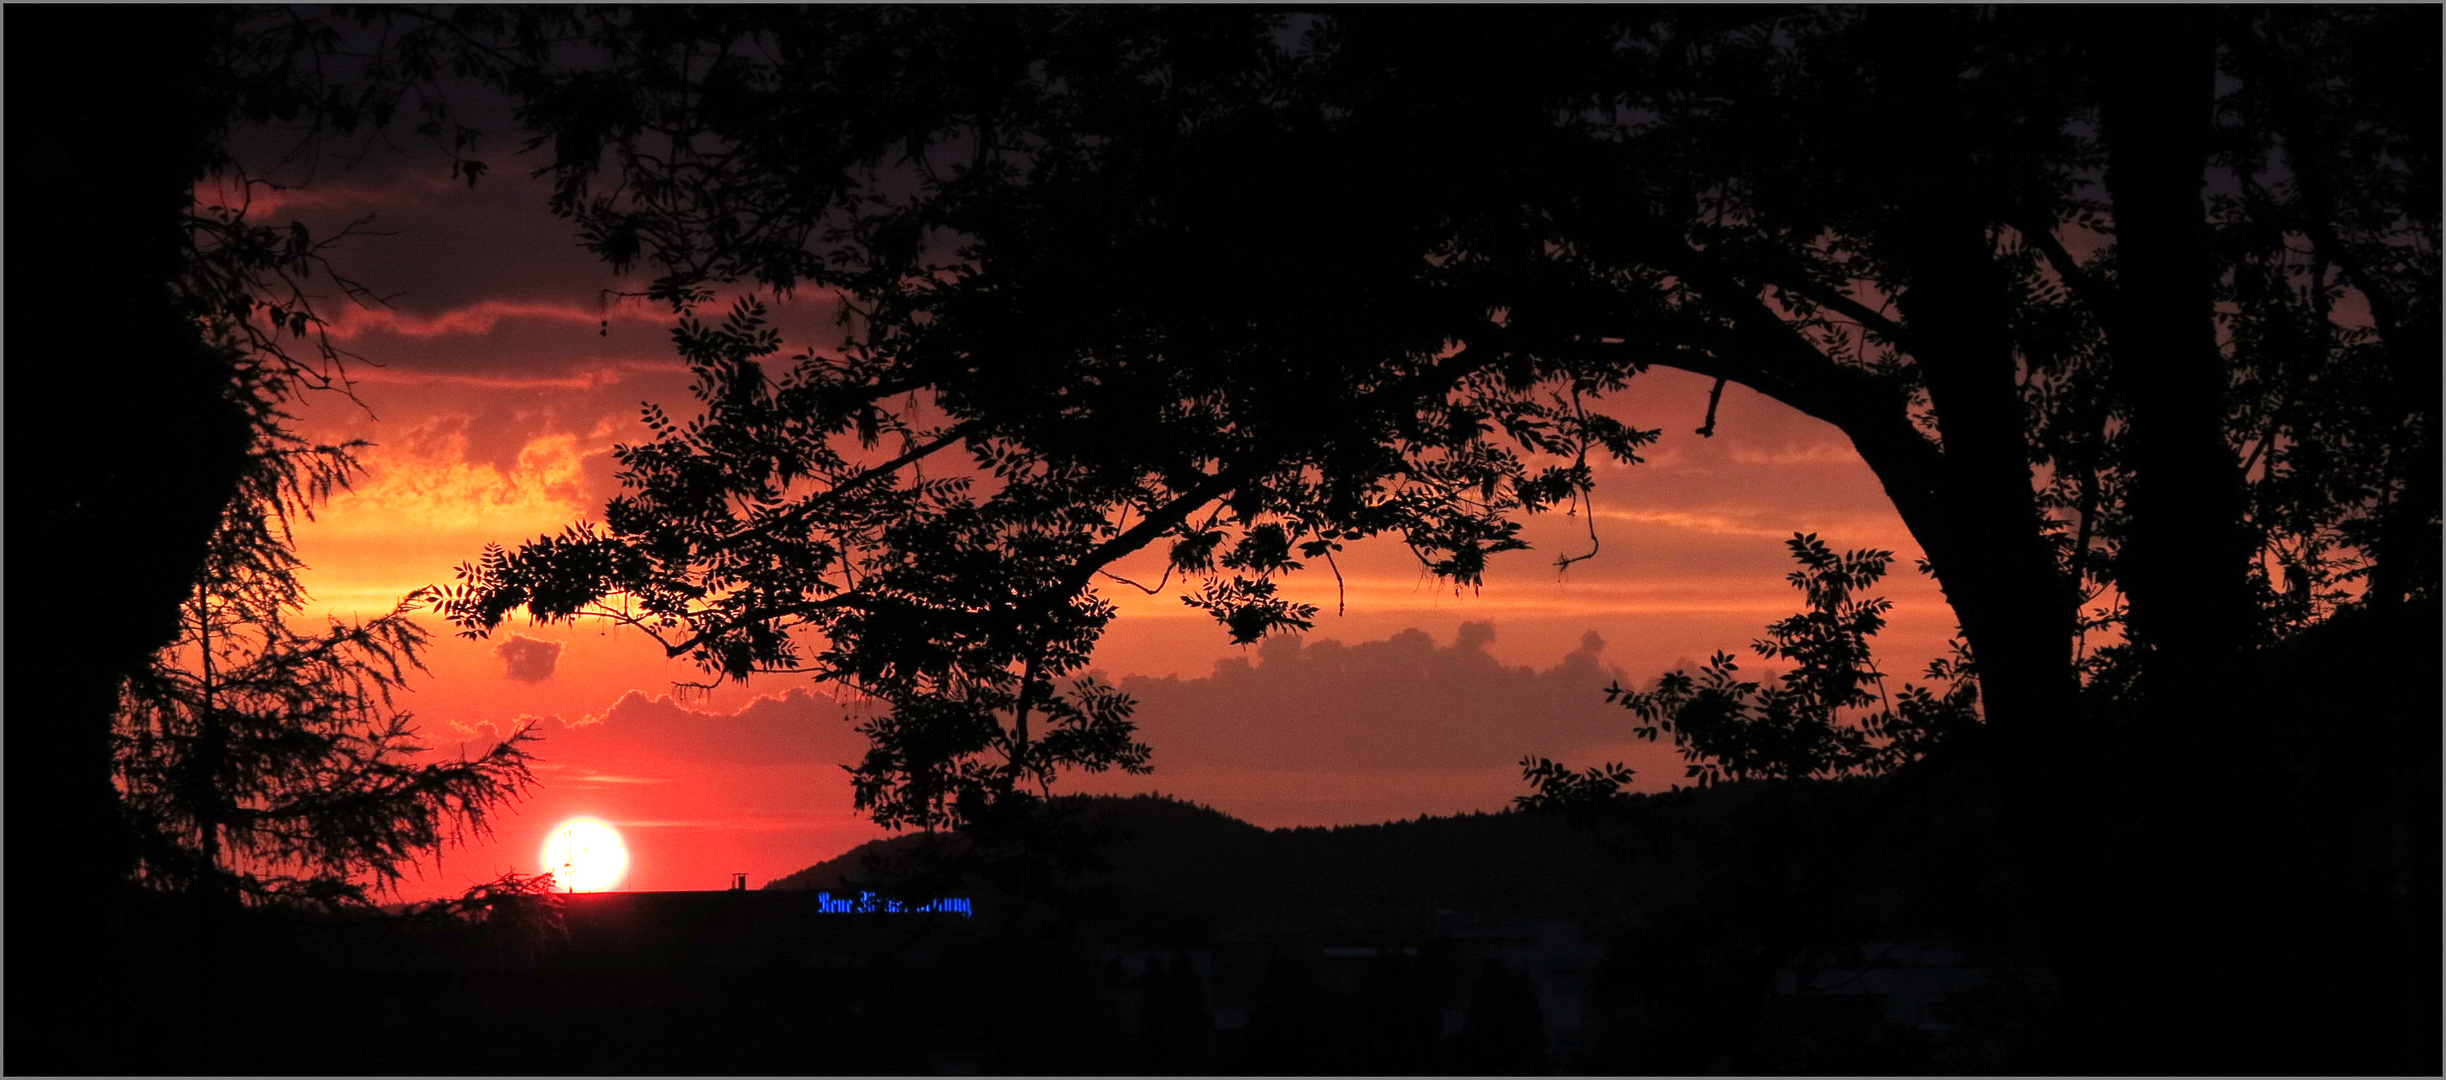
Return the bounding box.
[1863,11,2141,1067]
[2090,13,2312,1071]
[2099,11,2259,700]
[4,6,252,1068]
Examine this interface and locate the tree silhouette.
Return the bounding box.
[9,12,544,1068]
[280,6,2432,1069]
[1521,533,1979,809]
[113,380,535,905]
[408,2,2431,806]
[429,6,1657,827]
[11,5,258,925]
[14,6,542,910]
[10,4,503,908]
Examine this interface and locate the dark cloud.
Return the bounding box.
[551,687,872,767]
[222,150,850,379]
[1115,622,1663,772]
[493,634,564,683]
[221,135,611,318]
[452,624,1675,804]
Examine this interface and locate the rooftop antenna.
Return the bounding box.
[559,825,577,893]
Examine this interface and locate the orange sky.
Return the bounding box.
[258,148,1959,899]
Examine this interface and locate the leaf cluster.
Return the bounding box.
[1522,534,1980,808]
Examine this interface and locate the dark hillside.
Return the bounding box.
[760,781,2042,1071]
[765,785,1913,929]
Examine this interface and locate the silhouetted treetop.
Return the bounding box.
[1521,533,1980,812]
[400,9,2430,888]
[429,9,1676,828]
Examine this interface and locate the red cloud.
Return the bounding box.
[321,299,644,340]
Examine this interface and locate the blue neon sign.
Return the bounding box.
[813,891,974,916]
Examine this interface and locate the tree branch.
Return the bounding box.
[716,418,981,546]
[2012,213,2121,339]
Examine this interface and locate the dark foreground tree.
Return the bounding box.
[8,7,541,1066]
[114,375,534,906]
[6,2,478,908]
[384,6,2434,1070]
[8,10,284,1063]
[8,4,258,925]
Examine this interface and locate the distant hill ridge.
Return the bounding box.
[765,792,1741,924]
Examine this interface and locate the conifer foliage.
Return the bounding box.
[112,374,535,905]
[109,129,536,906]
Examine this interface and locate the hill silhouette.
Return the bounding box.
[767,790,1798,929]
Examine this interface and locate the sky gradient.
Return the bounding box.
[252,139,1959,897]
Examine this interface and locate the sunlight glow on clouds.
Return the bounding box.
[1096,570,1849,622]
[343,361,669,391]
[316,418,599,535]
[294,416,617,615]
[1592,507,1904,540]
[322,298,659,340]
[1725,440,1867,467]
[556,770,672,787]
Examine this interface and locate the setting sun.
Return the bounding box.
[540,818,629,892]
